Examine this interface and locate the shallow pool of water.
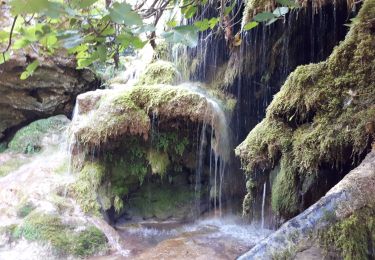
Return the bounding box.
[97,215,272,259]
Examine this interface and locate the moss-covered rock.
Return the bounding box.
[236,0,375,219]
[137,60,180,85]
[13,212,107,257]
[8,115,70,154]
[72,162,106,214]
[125,182,198,221]
[71,84,216,149]
[319,206,375,260]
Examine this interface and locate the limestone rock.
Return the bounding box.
[0,1,97,140]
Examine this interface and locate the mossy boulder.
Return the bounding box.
[137,60,180,85]
[8,115,70,154]
[13,212,107,257]
[236,0,375,219]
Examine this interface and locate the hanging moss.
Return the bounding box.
[271,157,299,218]
[236,0,375,219]
[147,149,170,176]
[72,162,106,214]
[13,212,108,257]
[137,60,179,85]
[319,206,375,260]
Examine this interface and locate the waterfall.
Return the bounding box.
[261,182,267,229]
[180,83,231,216]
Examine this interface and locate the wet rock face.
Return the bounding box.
[0,55,98,140]
[0,2,98,141]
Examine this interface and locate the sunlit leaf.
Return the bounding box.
[194,19,210,31]
[20,60,39,80]
[208,17,219,29]
[10,0,49,15]
[243,21,259,30]
[183,5,197,19]
[0,52,10,64]
[109,2,142,26]
[71,0,98,9]
[166,20,178,27]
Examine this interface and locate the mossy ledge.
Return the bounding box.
[236,0,375,219]
[71,84,220,149]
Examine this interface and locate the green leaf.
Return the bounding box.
[109,2,142,26]
[96,45,107,62]
[166,20,178,27]
[0,30,10,43]
[0,52,10,65]
[253,12,275,22]
[224,1,236,16]
[10,0,49,15]
[194,19,210,31]
[183,5,197,19]
[20,60,39,80]
[20,71,30,80]
[13,38,31,49]
[276,0,300,8]
[162,25,198,47]
[71,0,98,9]
[43,2,65,18]
[40,34,58,49]
[208,17,219,29]
[273,7,289,17]
[243,21,259,30]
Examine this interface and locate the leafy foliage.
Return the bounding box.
[1,0,298,76]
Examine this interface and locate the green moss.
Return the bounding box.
[16,201,36,218]
[147,149,170,176]
[319,207,375,260]
[72,162,105,214]
[127,182,198,220]
[271,158,299,218]
[8,115,69,154]
[137,60,179,85]
[152,41,171,61]
[74,85,206,148]
[235,118,293,173]
[236,0,375,219]
[13,212,107,257]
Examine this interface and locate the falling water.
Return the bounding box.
[179,83,231,216]
[261,182,266,229]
